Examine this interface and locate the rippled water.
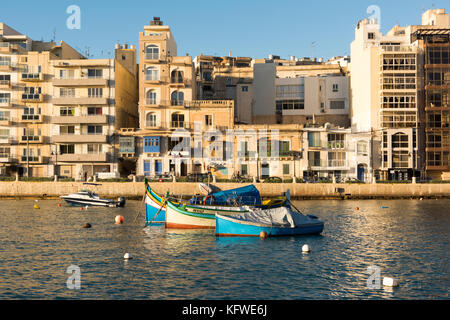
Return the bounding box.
[0,198,448,299]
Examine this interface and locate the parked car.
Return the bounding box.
[263,176,283,183]
[186,173,210,182]
[154,173,173,182]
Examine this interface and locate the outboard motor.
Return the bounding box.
[117,197,126,207]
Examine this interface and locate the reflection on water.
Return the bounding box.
[0,199,448,299]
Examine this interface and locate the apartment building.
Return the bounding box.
[129,17,236,177]
[0,23,138,179]
[350,8,450,181]
[0,23,84,177]
[300,124,372,182]
[411,10,450,180]
[251,59,350,127]
[50,44,138,179]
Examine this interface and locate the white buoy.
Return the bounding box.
[302,244,310,253]
[383,277,399,287]
[124,253,133,260]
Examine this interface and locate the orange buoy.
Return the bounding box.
[115,215,124,225]
[355,207,359,211]
[80,207,84,211]
[57,203,62,207]
[259,231,268,239]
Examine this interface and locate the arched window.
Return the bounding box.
[171,70,183,83]
[145,45,159,60]
[171,113,184,128]
[146,113,157,127]
[171,91,184,106]
[145,66,159,81]
[392,133,408,149]
[146,90,157,105]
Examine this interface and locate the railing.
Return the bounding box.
[21,156,39,162]
[21,73,42,80]
[21,136,41,142]
[0,98,11,104]
[381,45,416,52]
[0,80,11,86]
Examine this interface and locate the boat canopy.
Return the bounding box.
[209,184,261,206]
[229,207,314,227]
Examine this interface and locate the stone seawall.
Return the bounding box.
[0,182,449,199]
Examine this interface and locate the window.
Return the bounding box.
[60,125,75,135]
[60,88,75,97]
[203,71,212,81]
[357,141,368,156]
[60,144,75,154]
[308,132,321,148]
[145,45,159,60]
[283,164,290,175]
[0,129,9,140]
[87,144,102,154]
[240,164,248,176]
[280,141,290,155]
[308,151,321,167]
[392,133,409,148]
[328,151,346,167]
[330,100,345,109]
[276,100,304,110]
[144,137,161,153]
[205,115,213,126]
[145,66,159,81]
[143,160,151,176]
[171,91,184,106]
[88,88,103,98]
[87,107,102,115]
[0,111,10,121]
[59,69,74,79]
[146,113,157,127]
[276,84,304,99]
[87,69,103,78]
[171,70,183,83]
[332,84,339,92]
[171,113,185,128]
[242,86,248,92]
[368,32,375,40]
[392,150,409,168]
[146,90,157,105]
[0,147,10,157]
[87,125,103,135]
[327,133,345,149]
[60,107,75,116]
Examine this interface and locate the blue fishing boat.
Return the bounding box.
[215,206,324,237]
[144,182,287,226]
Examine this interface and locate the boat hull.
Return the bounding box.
[61,197,124,207]
[145,188,166,224]
[165,201,216,229]
[215,214,324,237]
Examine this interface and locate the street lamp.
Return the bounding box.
[51,143,59,178]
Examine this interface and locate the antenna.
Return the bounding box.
[51,28,56,42]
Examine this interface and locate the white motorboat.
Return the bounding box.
[61,190,126,207]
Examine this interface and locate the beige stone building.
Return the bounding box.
[0,23,138,179]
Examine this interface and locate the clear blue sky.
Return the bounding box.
[0,0,448,60]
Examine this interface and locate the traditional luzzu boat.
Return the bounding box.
[215,206,324,237]
[144,182,287,227]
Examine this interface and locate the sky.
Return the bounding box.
[0,0,448,61]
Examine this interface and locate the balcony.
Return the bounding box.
[171,121,190,129]
[21,72,43,82]
[20,156,44,164]
[0,154,15,163]
[0,98,13,108]
[52,77,108,87]
[52,115,108,124]
[0,61,13,71]
[51,134,108,143]
[309,159,349,170]
[169,78,189,87]
[19,135,44,144]
[0,117,13,126]
[143,76,167,84]
[143,53,165,63]
[21,93,43,103]
[0,43,21,53]
[21,114,43,123]
[51,153,109,162]
[0,80,12,89]
[52,96,108,105]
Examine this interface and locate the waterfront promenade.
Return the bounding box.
[0,181,449,200]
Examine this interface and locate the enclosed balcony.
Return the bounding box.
[0,80,12,89]
[19,135,44,144]
[21,93,43,103]
[21,114,43,123]
[21,72,43,82]
[20,156,44,164]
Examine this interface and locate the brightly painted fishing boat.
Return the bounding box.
[165,199,248,229]
[144,183,287,226]
[215,206,324,237]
